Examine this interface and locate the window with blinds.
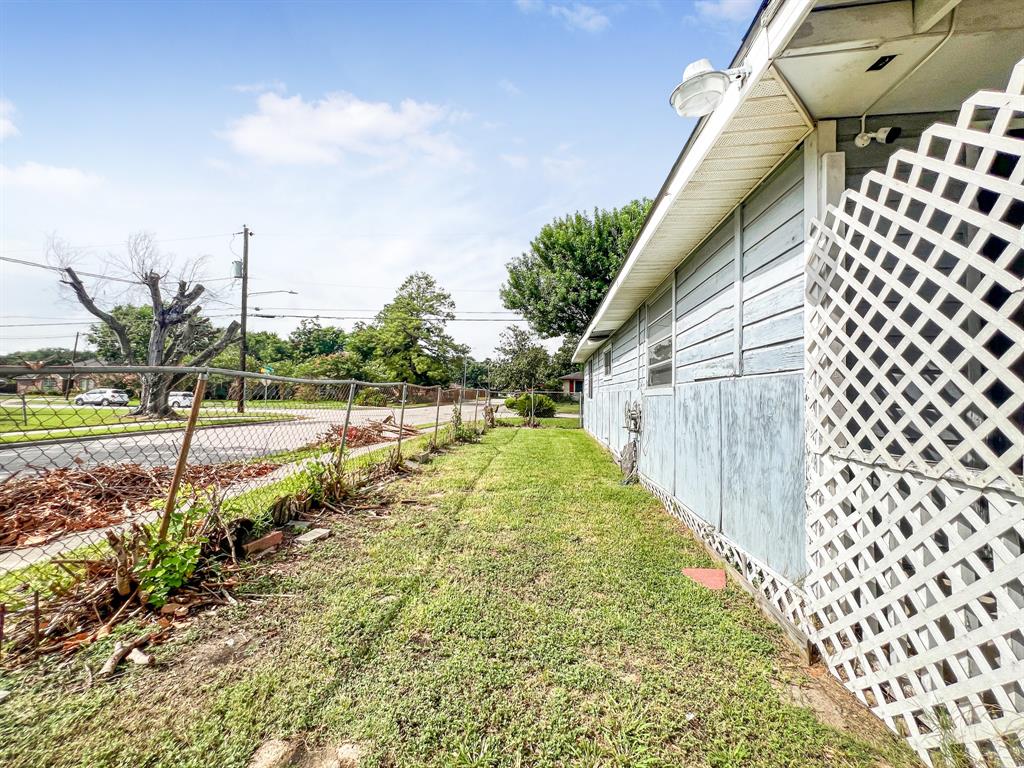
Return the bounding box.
[646,282,673,387]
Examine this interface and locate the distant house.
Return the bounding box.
[575,1,1023,764]
[558,371,583,399]
[14,359,105,394]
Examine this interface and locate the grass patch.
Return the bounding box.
[497,416,580,429]
[0,429,918,768]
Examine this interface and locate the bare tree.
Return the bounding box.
[51,232,240,418]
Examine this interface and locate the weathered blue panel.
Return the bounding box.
[720,374,806,578]
[739,147,804,374]
[639,394,674,493]
[673,381,722,528]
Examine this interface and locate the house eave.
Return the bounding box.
[573,0,815,364]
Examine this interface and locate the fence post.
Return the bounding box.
[396,383,408,457]
[20,394,27,426]
[337,382,357,464]
[432,386,441,446]
[156,372,208,543]
[530,389,536,426]
[473,388,480,433]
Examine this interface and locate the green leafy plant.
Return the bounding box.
[508,393,555,419]
[355,388,390,407]
[135,505,206,608]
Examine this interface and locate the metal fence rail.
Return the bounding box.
[0,364,490,655]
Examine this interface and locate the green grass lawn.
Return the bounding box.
[554,400,580,414]
[0,428,917,768]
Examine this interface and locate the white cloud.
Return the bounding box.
[693,0,760,23]
[221,91,465,167]
[500,153,529,169]
[498,79,522,97]
[549,3,610,32]
[0,161,101,191]
[231,79,287,95]
[516,0,611,33]
[0,99,18,140]
[541,151,584,182]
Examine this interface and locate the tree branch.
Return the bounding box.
[167,321,240,389]
[62,267,134,363]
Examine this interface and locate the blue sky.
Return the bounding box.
[0,0,756,357]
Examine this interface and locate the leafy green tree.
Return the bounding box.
[295,352,365,381]
[247,331,292,365]
[462,358,490,389]
[348,272,468,385]
[548,333,581,380]
[0,347,78,365]
[501,199,652,338]
[488,326,551,392]
[288,319,347,360]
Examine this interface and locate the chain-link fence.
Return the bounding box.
[0,364,490,657]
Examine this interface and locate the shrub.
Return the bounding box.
[355,388,389,407]
[508,393,555,419]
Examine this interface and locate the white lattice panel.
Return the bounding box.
[806,58,1024,766]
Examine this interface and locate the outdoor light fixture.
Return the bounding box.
[669,58,750,118]
[854,125,902,148]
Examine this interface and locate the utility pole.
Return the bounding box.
[237,225,251,414]
[64,331,79,401]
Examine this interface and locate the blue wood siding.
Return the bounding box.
[720,375,805,579]
[674,221,735,383]
[583,144,808,578]
[740,150,805,376]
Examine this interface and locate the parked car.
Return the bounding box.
[74,388,130,407]
[168,391,194,408]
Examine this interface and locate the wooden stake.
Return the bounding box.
[32,591,40,649]
[157,374,208,543]
[0,602,6,653]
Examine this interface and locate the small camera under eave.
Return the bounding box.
[855,126,903,148]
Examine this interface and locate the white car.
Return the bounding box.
[74,388,130,407]
[168,391,194,408]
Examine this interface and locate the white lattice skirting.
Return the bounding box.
[804,58,1024,766]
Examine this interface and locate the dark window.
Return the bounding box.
[604,350,612,376]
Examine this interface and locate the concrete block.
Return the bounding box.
[296,528,331,545]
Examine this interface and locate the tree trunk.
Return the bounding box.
[132,374,176,419]
[128,318,177,418]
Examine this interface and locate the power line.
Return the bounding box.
[0,232,236,255]
[0,254,237,287]
[0,255,140,285]
[248,313,526,322]
[0,321,97,328]
[248,306,520,314]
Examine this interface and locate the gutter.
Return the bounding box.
[572,0,809,364]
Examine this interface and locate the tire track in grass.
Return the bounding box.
[305,428,519,720]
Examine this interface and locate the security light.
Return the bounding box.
[669,59,750,118]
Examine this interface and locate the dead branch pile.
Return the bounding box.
[1,523,237,660]
[0,462,277,547]
[319,416,418,450]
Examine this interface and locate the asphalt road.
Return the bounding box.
[0,402,483,480]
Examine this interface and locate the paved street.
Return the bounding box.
[0,401,485,480]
